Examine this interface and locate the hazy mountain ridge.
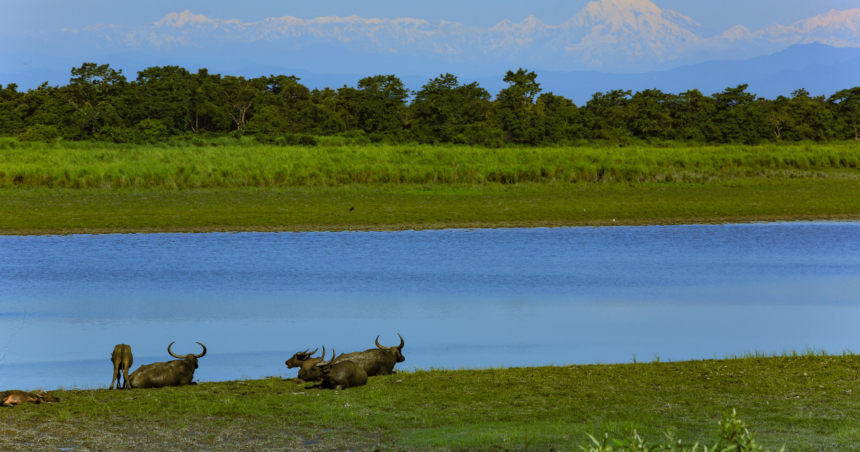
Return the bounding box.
[761,8,860,47]
[40,0,860,72]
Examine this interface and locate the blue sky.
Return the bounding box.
[2,0,858,35]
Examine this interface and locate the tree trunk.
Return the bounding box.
[230,101,253,131]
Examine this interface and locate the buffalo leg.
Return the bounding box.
[121,365,131,389]
[109,368,119,390]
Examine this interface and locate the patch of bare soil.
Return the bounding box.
[0,417,384,451]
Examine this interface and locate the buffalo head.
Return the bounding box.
[287,346,331,381]
[376,334,405,363]
[286,347,319,369]
[168,341,207,369]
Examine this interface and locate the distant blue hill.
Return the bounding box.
[2,43,858,106]
[481,43,860,105]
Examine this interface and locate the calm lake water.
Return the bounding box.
[1,222,859,390]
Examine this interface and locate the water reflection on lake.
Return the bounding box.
[1,222,858,390]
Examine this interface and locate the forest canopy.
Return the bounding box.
[2,63,859,146]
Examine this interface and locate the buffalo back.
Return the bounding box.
[333,349,398,376]
[322,361,368,389]
[128,360,196,388]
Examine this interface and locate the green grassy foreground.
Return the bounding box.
[2,353,859,451]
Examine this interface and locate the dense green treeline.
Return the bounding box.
[2,63,860,146]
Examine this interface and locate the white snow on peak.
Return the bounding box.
[564,0,698,34]
[491,15,551,33]
[392,18,430,28]
[520,16,550,30]
[784,8,860,32]
[490,19,515,31]
[720,25,753,42]
[756,8,860,48]
[154,10,217,28]
[582,0,662,16]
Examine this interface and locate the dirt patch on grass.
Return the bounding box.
[0,417,383,451]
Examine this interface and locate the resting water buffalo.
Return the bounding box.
[286,347,328,382]
[333,334,405,376]
[127,342,206,389]
[110,344,133,389]
[0,390,59,407]
[314,350,368,390]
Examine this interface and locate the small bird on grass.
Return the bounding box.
[349,206,355,212]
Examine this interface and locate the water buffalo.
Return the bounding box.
[285,346,327,382]
[333,334,405,376]
[0,390,59,407]
[110,344,133,389]
[127,342,206,389]
[314,350,368,390]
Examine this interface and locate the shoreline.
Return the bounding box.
[5,347,849,393]
[3,213,859,236]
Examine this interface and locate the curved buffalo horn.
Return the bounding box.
[375,335,389,351]
[315,348,335,367]
[301,348,310,354]
[376,334,405,351]
[308,347,319,357]
[167,342,186,359]
[192,342,207,358]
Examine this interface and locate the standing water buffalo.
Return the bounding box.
[127,342,207,389]
[333,334,405,376]
[110,344,133,389]
[314,349,368,390]
[0,390,59,407]
[285,347,328,382]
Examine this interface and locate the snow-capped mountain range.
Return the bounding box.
[46,0,859,72]
[48,0,860,70]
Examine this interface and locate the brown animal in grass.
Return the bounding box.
[0,390,60,407]
[332,334,405,376]
[313,349,368,390]
[110,344,134,389]
[127,342,206,389]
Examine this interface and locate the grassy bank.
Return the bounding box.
[1,141,859,189]
[2,179,859,235]
[2,353,859,451]
[2,141,858,234]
